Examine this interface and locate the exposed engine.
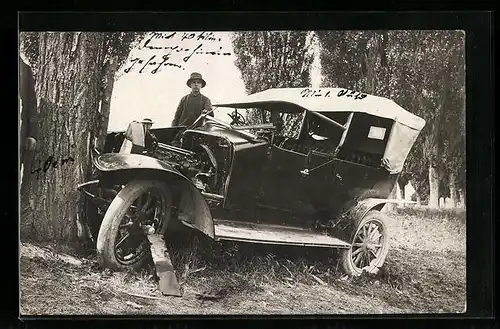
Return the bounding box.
[154,132,232,196]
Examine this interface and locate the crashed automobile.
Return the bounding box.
[78,87,425,278]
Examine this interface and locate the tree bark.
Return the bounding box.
[449,171,457,208]
[458,188,466,209]
[20,32,107,242]
[428,164,440,208]
[96,55,118,151]
[364,34,378,94]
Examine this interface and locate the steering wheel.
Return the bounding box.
[171,110,210,145]
[227,109,246,126]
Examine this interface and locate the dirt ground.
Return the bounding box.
[19,208,466,315]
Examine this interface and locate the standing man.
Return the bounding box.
[171,72,213,127]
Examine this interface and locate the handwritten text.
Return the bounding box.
[31,155,75,179]
[124,32,232,74]
[124,55,183,74]
[300,88,332,98]
[143,31,221,50]
[337,89,367,100]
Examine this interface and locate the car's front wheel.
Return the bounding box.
[96,179,172,271]
[340,209,390,276]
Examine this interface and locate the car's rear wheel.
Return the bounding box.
[340,209,390,276]
[96,179,172,271]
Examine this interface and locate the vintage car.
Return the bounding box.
[77,87,425,277]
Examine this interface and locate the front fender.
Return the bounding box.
[93,153,182,175]
[93,153,215,239]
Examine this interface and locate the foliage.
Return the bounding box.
[19,32,40,66]
[20,32,145,73]
[316,31,390,95]
[231,31,315,134]
[103,32,146,68]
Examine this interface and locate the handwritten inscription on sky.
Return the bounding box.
[124,32,232,74]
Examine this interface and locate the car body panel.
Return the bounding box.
[223,140,269,208]
[259,145,309,213]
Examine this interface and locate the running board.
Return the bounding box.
[213,219,351,249]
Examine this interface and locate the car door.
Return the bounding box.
[258,144,309,213]
[223,141,269,209]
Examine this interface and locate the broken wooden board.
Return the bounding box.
[146,233,182,297]
[213,219,351,248]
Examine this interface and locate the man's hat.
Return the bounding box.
[186,72,206,88]
[139,118,154,124]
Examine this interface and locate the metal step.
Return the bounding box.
[213,219,351,249]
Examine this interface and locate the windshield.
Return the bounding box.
[211,107,305,139]
[245,108,305,139]
[212,107,251,126]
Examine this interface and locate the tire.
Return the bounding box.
[87,186,120,244]
[340,209,390,276]
[96,179,171,271]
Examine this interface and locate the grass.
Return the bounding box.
[166,226,345,293]
[19,207,467,315]
[393,206,466,225]
[388,206,466,253]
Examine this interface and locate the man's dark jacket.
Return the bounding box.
[171,92,213,127]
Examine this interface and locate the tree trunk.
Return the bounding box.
[385,183,398,212]
[397,180,406,207]
[364,34,379,94]
[458,188,466,209]
[20,32,107,242]
[428,164,440,208]
[398,180,406,200]
[410,177,426,205]
[416,194,421,206]
[449,171,457,208]
[96,55,118,151]
[425,59,451,210]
